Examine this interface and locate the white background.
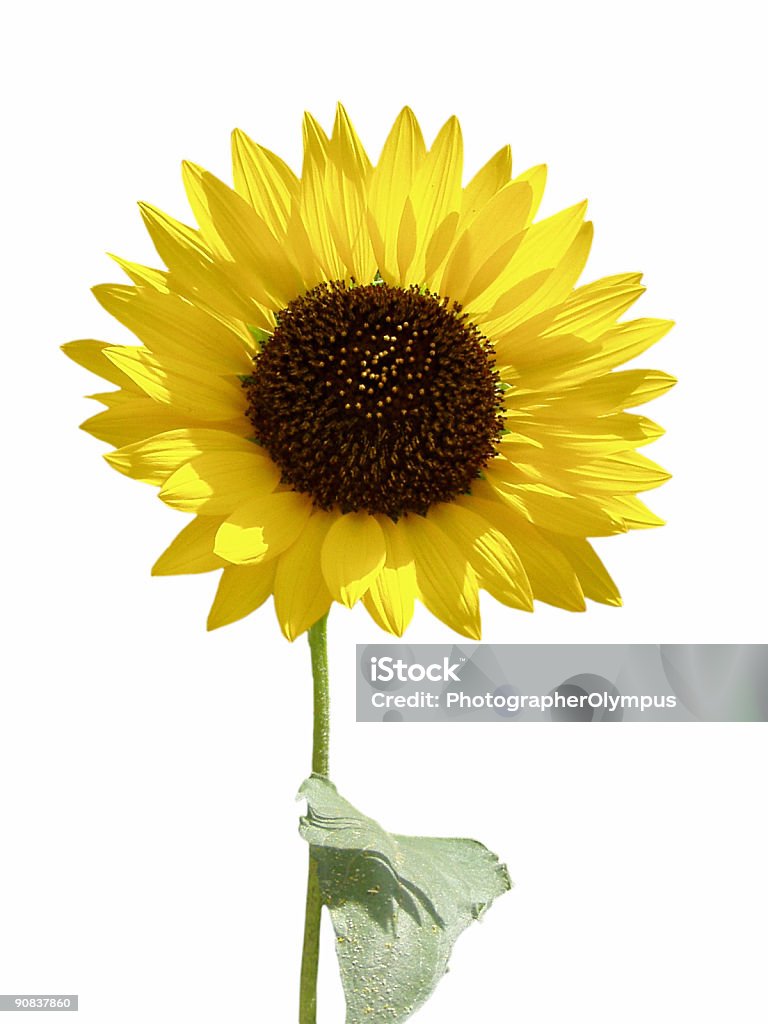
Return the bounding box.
[2,1,766,1021]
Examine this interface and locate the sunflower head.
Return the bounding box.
[241,280,505,517]
[63,104,674,640]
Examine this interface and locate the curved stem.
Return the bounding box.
[299,613,330,1024]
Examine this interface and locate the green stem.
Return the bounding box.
[299,613,330,1024]
[308,614,330,777]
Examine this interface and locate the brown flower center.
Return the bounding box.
[242,281,504,518]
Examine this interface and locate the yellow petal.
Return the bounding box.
[396,199,418,284]
[367,106,426,281]
[499,220,593,327]
[214,491,313,565]
[300,112,345,281]
[62,339,139,389]
[109,254,170,291]
[139,200,220,266]
[182,161,304,306]
[512,164,547,224]
[532,369,677,415]
[361,516,417,636]
[440,181,531,303]
[138,202,267,324]
[459,234,530,309]
[475,272,553,341]
[465,491,586,610]
[103,346,246,421]
[422,211,460,285]
[559,452,672,495]
[610,495,666,529]
[284,206,324,288]
[484,471,627,536]
[494,330,595,382]
[542,534,622,606]
[320,512,385,608]
[430,503,533,611]
[460,145,512,226]
[81,390,237,447]
[544,274,645,340]
[557,318,675,382]
[93,284,253,374]
[231,128,299,235]
[152,516,227,575]
[505,199,587,283]
[503,412,664,454]
[495,447,671,499]
[399,514,480,638]
[302,110,331,163]
[159,451,279,513]
[106,429,259,484]
[324,104,376,282]
[404,115,463,281]
[274,511,335,641]
[207,562,275,630]
[471,201,588,324]
[332,103,373,178]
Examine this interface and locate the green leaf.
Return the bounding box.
[298,775,511,1024]
[247,324,272,348]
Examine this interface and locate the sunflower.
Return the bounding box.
[63,105,674,641]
